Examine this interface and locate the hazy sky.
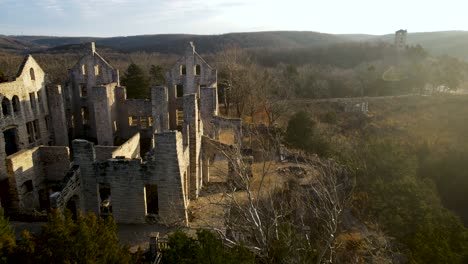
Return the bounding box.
[0,0,466,37]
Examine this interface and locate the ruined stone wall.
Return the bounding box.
[213,116,243,146]
[39,147,71,183]
[0,55,51,181]
[3,146,69,213]
[183,94,202,199]
[165,42,217,130]
[46,85,69,146]
[151,131,189,225]
[151,86,169,133]
[5,148,42,212]
[95,146,118,162]
[98,159,147,224]
[72,131,188,224]
[111,132,140,159]
[72,139,99,215]
[116,98,153,140]
[93,84,116,146]
[199,87,218,137]
[66,43,119,141]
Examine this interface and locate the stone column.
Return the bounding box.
[46,85,69,146]
[72,139,99,215]
[92,85,113,146]
[151,86,169,133]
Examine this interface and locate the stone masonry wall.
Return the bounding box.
[95,146,118,162]
[0,55,51,180]
[39,147,71,182]
[151,86,169,133]
[111,132,140,159]
[72,139,99,215]
[93,84,116,146]
[66,43,119,141]
[165,42,217,130]
[183,94,202,199]
[4,146,70,213]
[151,131,189,225]
[5,148,42,212]
[102,159,146,224]
[46,85,69,146]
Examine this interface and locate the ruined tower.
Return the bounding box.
[395,29,407,51]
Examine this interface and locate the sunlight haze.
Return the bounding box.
[0,0,466,36]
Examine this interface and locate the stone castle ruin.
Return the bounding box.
[395,29,407,51]
[0,42,243,225]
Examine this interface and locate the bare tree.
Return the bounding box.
[207,126,352,263]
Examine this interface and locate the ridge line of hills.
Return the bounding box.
[1,30,468,60]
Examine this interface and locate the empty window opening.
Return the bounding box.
[1,97,11,116]
[94,64,100,75]
[38,188,50,210]
[12,96,20,113]
[3,128,18,155]
[29,93,36,111]
[45,115,50,131]
[176,84,184,98]
[99,183,112,215]
[176,109,184,128]
[148,116,153,127]
[22,180,34,193]
[79,84,87,97]
[129,116,138,126]
[140,116,148,129]
[144,184,158,215]
[81,107,89,126]
[113,121,117,132]
[71,115,75,128]
[26,122,34,143]
[180,65,186,75]
[33,120,40,140]
[82,64,87,75]
[66,195,80,220]
[30,68,35,81]
[37,91,44,112]
[194,64,201,75]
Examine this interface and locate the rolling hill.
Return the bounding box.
[2,30,468,60]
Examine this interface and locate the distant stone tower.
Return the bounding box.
[394,29,407,51]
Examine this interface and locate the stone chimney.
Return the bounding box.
[186,41,195,55]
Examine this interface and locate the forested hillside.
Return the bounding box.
[2,30,468,60]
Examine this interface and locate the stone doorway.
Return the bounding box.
[3,127,19,156]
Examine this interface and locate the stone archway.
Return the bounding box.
[66,195,80,220]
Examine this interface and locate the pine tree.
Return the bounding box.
[121,63,150,99]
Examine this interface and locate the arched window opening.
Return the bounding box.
[2,97,11,116]
[22,180,34,193]
[81,107,89,125]
[30,68,35,81]
[95,65,100,75]
[82,64,87,75]
[12,96,20,113]
[194,64,201,75]
[180,65,186,75]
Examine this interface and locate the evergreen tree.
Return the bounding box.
[121,63,150,99]
[162,230,254,264]
[285,111,331,156]
[149,65,165,86]
[9,210,141,264]
[0,210,15,264]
